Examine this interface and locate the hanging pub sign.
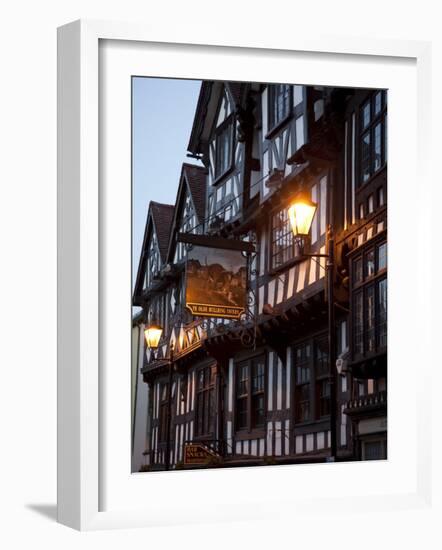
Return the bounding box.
[184,242,247,320]
[184,442,218,465]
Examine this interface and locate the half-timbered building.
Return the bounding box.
[132,80,387,471]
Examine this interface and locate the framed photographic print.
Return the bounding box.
[57,19,433,530]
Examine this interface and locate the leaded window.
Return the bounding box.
[215,118,233,179]
[144,231,161,290]
[294,337,333,424]
[352,240,387,357]
[295,343,311,423]
[235,355,266,432]
[359,91,387,186]
[158,383,169,443]
[251,359,265,428]
[270,206,296,270]
[268,84,292,130]
[195,364,216,437]
[236,363,248,430]
[315,339,330,419]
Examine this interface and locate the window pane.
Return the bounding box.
[374,122,382,172]
[318,379,331,417]
[295,343,311,383]
[295,342,311,422]
[354,292,364,355]
[270,84,291,128]
[215,124,232,177]
[295,384,310,422]
[236,397,248,430]
[315,339,329,377]
[161,383,168,401]
[252,394,265,428]
[362,101,371,129]
[252,360,265,393]
[361,132,371,183]
[271,207,295,269]
[198,369,204,389]
[236,362,249,430]
[366,286,375,352]
[374,92,382,115]
[378,278,387,348]
[366,249,375,278]
[378,243,387,271]
[237,364,248,396]
[196,366,216,436]
[294,85,303,106]
[276,84,290,123]
[296,115,305,149]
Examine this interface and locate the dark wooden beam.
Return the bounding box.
[177,232,255,253]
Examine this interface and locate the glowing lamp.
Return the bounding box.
[288,195,317,237]
[144,325,163,349]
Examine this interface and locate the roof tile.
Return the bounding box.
[150,201,175,262]
[182,163,207,223]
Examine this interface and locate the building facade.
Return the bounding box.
[132,81,387,471]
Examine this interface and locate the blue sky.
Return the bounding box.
[132,77,202,287]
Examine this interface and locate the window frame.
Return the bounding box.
[293,336,330,426]
[213,114,235,183]
[314,337,331,420]
[194,364,217,438]
[234,354,267,435]
[267,83,293,136]
[158,382,169,444]
[351,238,388,360]
[358,90,387,188]
[294,341,312,424]
[269,204,304,272]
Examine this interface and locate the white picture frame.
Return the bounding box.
[57,19,435,531]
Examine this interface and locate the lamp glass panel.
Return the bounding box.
[144,326,163,349]
[288,201,317,237]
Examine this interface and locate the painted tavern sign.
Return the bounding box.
[185,244,247,319]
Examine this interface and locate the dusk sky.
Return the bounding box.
[132,77,202,287]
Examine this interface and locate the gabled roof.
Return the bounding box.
[150,201,175,262]
[187,81,213,155]
[166,163,207,263]
[225,82,243,107]
[133,201,174,302]
[187,81,250,156]
[182,163,207,223]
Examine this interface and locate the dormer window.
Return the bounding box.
[268,84,292,132]
[214,116,234,181]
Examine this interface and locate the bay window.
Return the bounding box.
[352,240,387,358]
